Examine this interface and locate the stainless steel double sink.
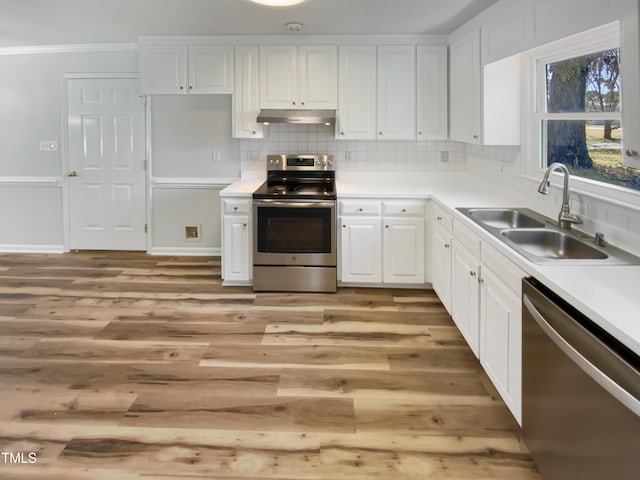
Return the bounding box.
[456,207,640,265]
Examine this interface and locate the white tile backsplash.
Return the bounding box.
[239,124,466,173]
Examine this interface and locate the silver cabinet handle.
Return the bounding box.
[625,149,638,157]
[469,271,476,277]
[68,171,78,177]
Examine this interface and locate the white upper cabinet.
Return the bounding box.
[416,45,448,140]
[140,44,233,95]
[233,46,263,139]
[377,45,416,140]
[139,45,187,94]
[337,45,377,139]
[188,45,234,94]
[449,30,482,144]
[259,45,337,109]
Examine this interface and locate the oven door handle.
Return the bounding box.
[254,200,335,208]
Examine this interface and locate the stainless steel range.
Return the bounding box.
[252,154,336,293]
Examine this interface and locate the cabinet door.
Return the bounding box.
[431,223,452,313]
[417,45,448,140]
[222,215,251,282]
[480,266,522,423]
[188,45,233,94]
[449,29,481,144]
[340,217,382,283]
[233,46,263,139]
[337,46,377,140]
[259,46,297,108]
[299,45,337,109]
[377,45,416,140]
[451,242,480,356]
[139,45,187,94]
[383,217,425,284]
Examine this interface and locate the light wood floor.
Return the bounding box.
[0,251,540,479]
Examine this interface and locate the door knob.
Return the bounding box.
[68,171,78,177]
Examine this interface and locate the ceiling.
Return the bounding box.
[0,0,497,48]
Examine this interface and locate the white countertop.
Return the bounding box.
[221,170,640,356]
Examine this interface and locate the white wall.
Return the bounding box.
[0,48,138,251]
[148,94,240,254]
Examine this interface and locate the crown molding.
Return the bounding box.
[0,42,138,56]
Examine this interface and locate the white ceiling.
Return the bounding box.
[0,0,497,47]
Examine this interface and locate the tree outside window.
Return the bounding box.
[543,48,640,190]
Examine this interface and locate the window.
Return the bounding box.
[535,24,640,191]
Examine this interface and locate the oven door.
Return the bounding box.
[253,199,336,267]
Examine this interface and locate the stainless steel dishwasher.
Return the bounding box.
[522,277,640,480]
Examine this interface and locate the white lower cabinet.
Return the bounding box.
[340,217,382,283]
[383,218,424,284]
[430,203,525,424]
[451,241,481,357]
[479,244,525,424]
[339,199,426,285]
[221,198,251,284]
[430,223,452,312]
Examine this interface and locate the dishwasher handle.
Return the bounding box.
[524,294,640,417]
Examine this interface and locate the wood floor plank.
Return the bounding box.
[354,397,521,437]
[0,251,540,479]
[94,320,269,344]
[122,391,356,433]
[19,338,209,364]
[200,345,390,371]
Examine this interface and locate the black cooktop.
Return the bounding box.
[253,171,336,200]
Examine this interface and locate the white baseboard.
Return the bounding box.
[0,244,65,254]
[148,247,221,256]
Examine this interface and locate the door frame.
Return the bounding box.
[62,73,150,252]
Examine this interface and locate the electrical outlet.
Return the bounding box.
[211,151,221,163]
[345,151,352,162]
[184,225,201,241]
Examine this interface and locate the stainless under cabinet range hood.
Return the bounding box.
[256,109,336,125]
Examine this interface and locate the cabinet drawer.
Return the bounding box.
[223,198,252,214]
[432,202,453,233]
[453,219,481,259]
[482,241,526,295]
[382,200,426,217]
[339,200,382,216]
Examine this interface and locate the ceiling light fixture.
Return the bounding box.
[249,0,306,6]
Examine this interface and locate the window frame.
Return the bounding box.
[524,21,640,202]
[530,23,622,173]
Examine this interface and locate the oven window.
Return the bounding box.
[257,206,332,253]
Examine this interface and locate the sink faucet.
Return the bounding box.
[537,162,583,229]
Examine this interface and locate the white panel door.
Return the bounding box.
[67,78,146,250]
[383,218,425,284]
[417,45,448,139]
[431,223,452,313]
[340,217,382,283]
[189,45,234,94]
[299,45,337,109]
[233,46,263,139]
[260,46,297,108]
[337,45,377,139]
[480,266,522,422]
[451,241,481,356]
[139,45,187,94]
[223,215,250,282]
[377,45,416,139]
[449,29,482,144]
